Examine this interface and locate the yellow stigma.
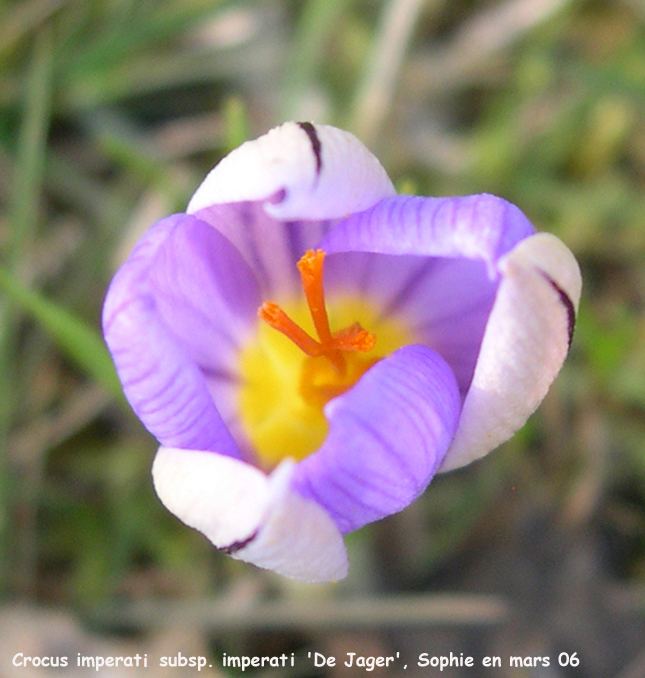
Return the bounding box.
[238,250,411,468]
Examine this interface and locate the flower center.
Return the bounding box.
[238,250,412,467]
[259,250,377,375]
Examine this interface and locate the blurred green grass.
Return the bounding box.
[0,0,644,623]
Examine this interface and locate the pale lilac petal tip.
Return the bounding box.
[293,344,461,534]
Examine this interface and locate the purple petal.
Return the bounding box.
[317,195,535,396]
[148,213,262,369]
[323,252,495,395]
[292,344,460,534]
[320,193,535,270]
[103,214,261,457]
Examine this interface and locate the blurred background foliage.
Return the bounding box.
[1,0,645,675]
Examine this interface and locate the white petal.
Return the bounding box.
[187,122,395,220]
[152,448,348,582]
[440,233,582,472]
[152,447,270,547]
[231,460,349,582]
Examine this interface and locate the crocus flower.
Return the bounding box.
[103,122,581,582]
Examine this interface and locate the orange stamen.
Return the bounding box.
[258,249,377,371]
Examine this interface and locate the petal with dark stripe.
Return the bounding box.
[441,233,582,471]
[152,449,348,582]
[188,122,395,221]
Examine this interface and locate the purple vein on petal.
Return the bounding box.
[293,345,460,533]
[284,221,305,266]
[375,258,438,321]
[240,202,273,292]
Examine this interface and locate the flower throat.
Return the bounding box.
[238,250,411,467]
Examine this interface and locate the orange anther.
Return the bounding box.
[297,250,334,346]
[258,302,323,357]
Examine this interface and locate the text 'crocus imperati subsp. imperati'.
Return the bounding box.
[103,122,582,582]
